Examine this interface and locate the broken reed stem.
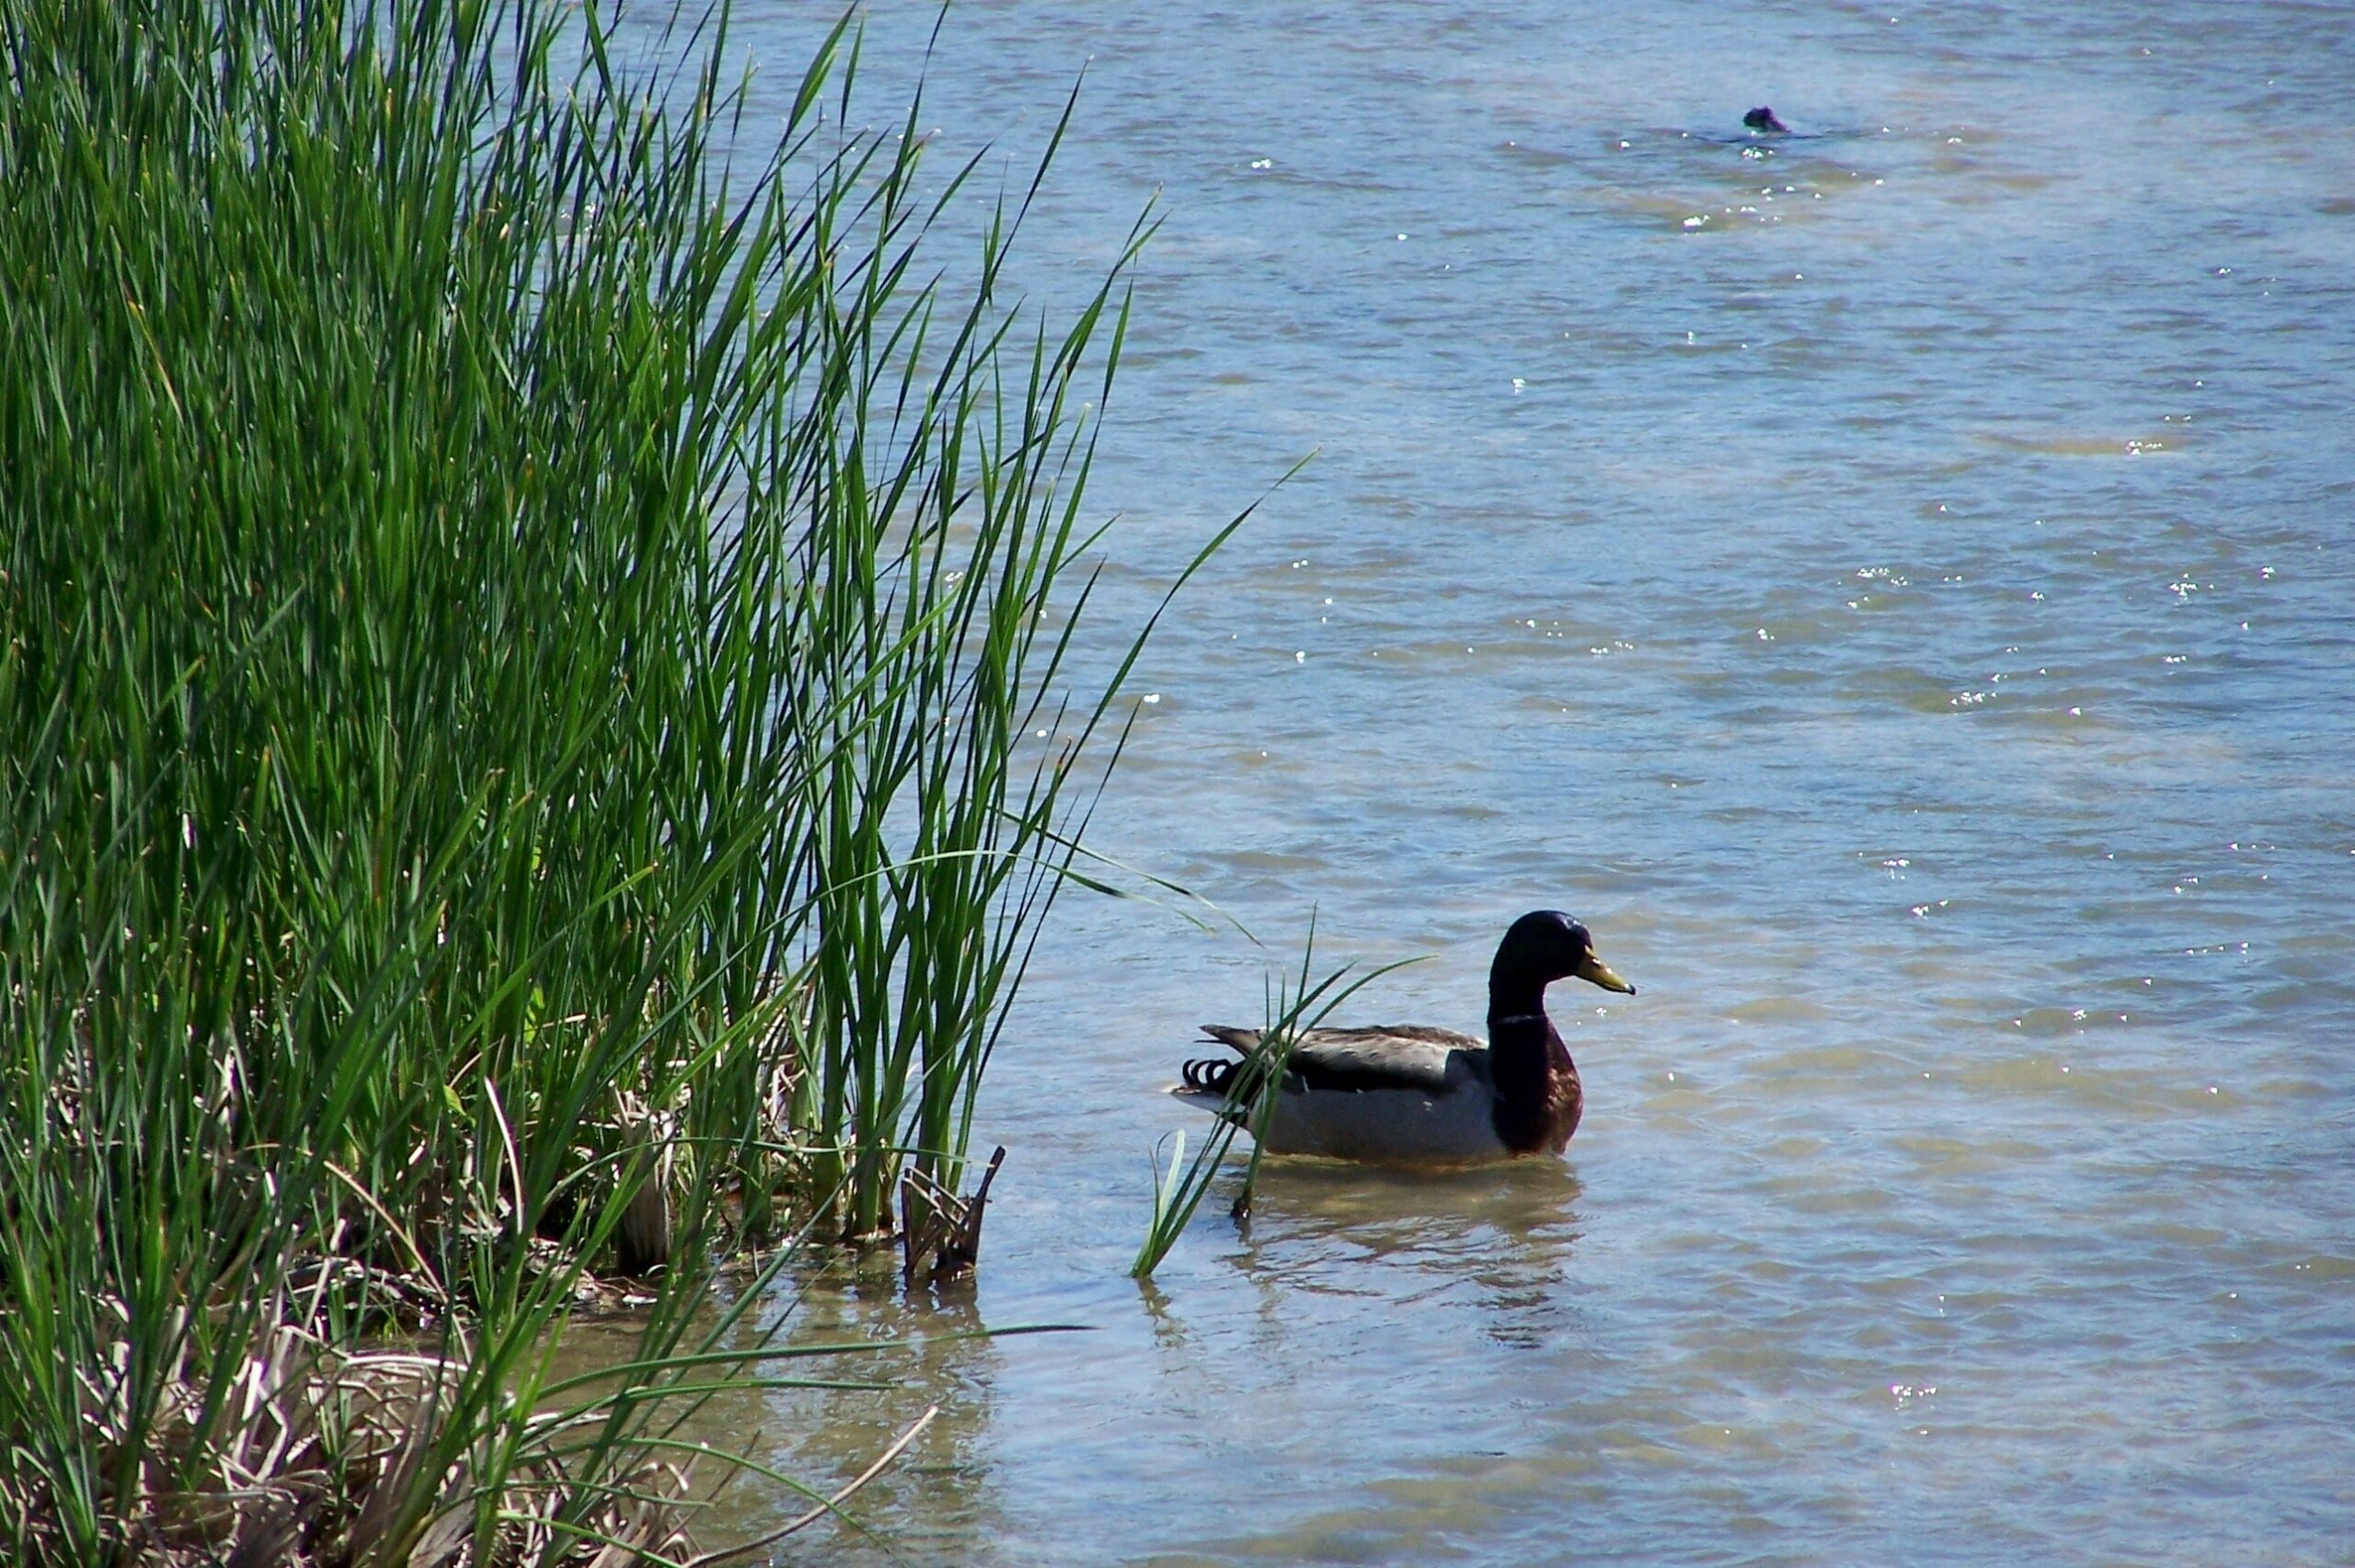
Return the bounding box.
[901,1145,1008,1287]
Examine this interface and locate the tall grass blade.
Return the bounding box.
[1131,919,1422,1277]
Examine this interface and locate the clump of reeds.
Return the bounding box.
[0,0,1208,1558]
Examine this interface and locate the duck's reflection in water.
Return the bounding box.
[1217,1157,1588,1351]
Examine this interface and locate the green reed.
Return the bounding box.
[0,0,1210,1558]
[1132,922,1419,1278]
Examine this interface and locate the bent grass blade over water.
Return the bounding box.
[0,0,1211,1560]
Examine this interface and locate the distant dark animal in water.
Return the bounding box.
[1743,106,1790,133]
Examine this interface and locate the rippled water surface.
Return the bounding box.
[668,2,2353,1560]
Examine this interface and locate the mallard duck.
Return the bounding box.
[1175,910,1636,1165]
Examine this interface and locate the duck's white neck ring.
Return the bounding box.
[1490,1012,1545,1026]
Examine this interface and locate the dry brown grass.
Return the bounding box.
[34,1282,698,1568]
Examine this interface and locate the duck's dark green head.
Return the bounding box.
[1494,909,1636,996]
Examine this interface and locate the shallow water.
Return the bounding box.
[668,2,2353,1561]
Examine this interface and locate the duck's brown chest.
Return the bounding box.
[1538,1059,1584,1153]
[1491,1036,1583,1155]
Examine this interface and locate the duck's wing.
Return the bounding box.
[1189,1024,1484,1097]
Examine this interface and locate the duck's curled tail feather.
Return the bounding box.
[1179,1055,1238,1095]
[1178,1026,1286,1104]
